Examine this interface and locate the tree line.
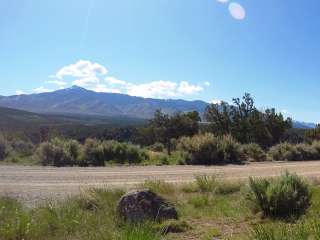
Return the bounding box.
[137,93,293,154]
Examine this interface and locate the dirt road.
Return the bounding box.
[1,161,320,205]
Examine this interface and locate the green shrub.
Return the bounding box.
[217,135,244,163]
[64,139,81,165]
[102,140,148,164]
[0,136,10,160]
[149,142,165,152]
[11,140,34,156]
[37,141,70,166]
[82,138,105,166]
[178,133,244,165]
[242,143,267,162]
[36,138,81,166]
[247,172,311,219]
[268,142,320,161]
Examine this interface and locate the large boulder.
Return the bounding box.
[117,190,178,222]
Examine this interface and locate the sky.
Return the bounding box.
[1,0,320,123]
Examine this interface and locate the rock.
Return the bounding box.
[117,190,178,222]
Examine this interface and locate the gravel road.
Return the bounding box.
[1,161,320,206]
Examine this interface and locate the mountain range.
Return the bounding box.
[0,86,207,119]
[0,86,316,129]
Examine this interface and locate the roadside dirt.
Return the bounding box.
[1,161,320,206]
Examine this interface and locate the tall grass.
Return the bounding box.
[0,189,162,240]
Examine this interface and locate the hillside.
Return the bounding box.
[0,86,208,119]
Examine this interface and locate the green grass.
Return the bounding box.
[2,176,320,240]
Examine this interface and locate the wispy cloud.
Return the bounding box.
[47,80,67,86]
[33,87,52,94]
[204,81,211,86]
[15,90,26,95]
[228,2,246,20]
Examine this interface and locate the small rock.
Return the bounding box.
[117,190,178,222]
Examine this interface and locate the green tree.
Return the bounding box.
[140,110,200,154]
[305,124,320,143]
[205,93,292,147]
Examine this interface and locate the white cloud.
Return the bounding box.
[89,84,121,93]
[45,60,205,99]
[72,76,99,87]
[281,109,289,114]
[15,90,26,95]
[55,60,107,79]
[126,80,203,98]
[33,87,52,94]
[211,99,222,104]
[47,80,67,86]
[204,81,210,86]
[228,2,246,20]
[105,77,128,86]
[177,81,203,94]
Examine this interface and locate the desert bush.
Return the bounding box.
[247,172,311,219]
[217,135,244,163]
[64,139,81,165]
[36,138,81,166]
[149,142,165,152]
[102,140,148,164]
[242,143,267,162]
[178,133,243,165]
[268,142,298,161]
[268,142,320,161]
[0,136,10,160]
[37,141,70,166]
[81,138,105,166]
[11,140,34,156]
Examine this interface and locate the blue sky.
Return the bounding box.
[1,0,320,122]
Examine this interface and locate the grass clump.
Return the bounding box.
[247,171,311,219]
[154,220,190,234]
[195,175,218,193]
[251,222,310,240]
[119,223,162,240]
[142,180,176,195]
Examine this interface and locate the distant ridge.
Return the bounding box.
[0,86,316,128]
[0,86,208,119]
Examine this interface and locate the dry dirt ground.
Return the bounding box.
[1,161,320,206]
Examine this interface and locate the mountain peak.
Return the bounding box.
[70,85,86,90]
